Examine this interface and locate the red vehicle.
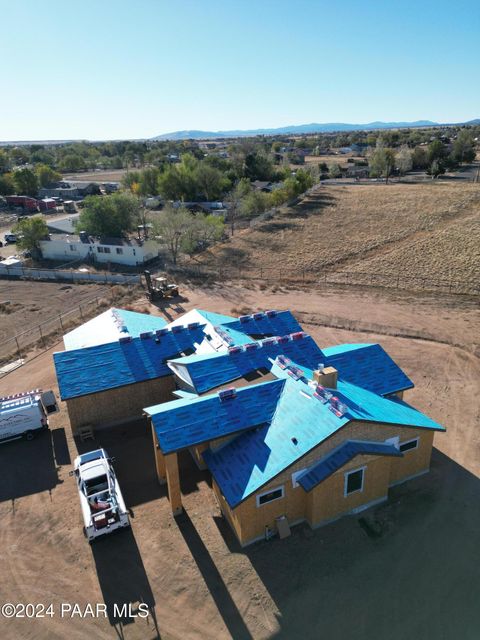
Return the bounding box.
[5,195,39,213]
[38,198,57,212]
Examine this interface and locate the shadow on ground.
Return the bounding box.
[208,448,480,639]
[75,419,208,507]
[92,527,160,639]
[0,427,68,503]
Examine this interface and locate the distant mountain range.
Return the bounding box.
[153,119,480,141]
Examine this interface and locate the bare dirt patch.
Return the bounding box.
[0,283,479,639]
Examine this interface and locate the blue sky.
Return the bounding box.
[1,0,479,140]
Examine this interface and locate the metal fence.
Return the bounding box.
[0,292,122,367]
[0,263,141,285]
[167,264,479,297]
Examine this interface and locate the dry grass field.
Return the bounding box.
[0,283,479,640]
[199,182,480,286]
[62,169,128,182]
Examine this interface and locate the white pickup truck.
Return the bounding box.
[71,449,130,542]
[0,389,58,443]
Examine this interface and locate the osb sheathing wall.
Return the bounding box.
[305,454,392,527]
[66,375,176,434]
[219,421,437,546]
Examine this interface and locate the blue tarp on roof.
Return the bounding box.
[145,379,285,453]
[225,310,302,337]
[324,343,414,396]
[203,373,444,507]
[298,440,403,492]
[54,325,206,400]
[172,335,325,393]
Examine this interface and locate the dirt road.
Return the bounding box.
[0,283,478,640]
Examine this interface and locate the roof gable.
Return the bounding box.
[145,379,285,453]
[324,343,414,395]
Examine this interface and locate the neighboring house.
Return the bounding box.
[53,308,444,546]
[46,214,80,235]
[39,181,101,200]
[39,233,160,266]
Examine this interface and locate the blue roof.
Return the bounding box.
[225,310,302,337]
[145,379,285,453]
[203,373,443,508]
[324,343,414,396]
[54,325,206,400]
[298,440,403,492]
[172,335,325,393]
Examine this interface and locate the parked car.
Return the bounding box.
[4,233,18,244]
[70,449,130,542]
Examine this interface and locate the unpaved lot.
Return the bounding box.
[0,283,479,640]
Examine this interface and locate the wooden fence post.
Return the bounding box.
[15,337,21,359]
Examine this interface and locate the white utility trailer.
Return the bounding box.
[71,449,130,542]
[0,389,58,443]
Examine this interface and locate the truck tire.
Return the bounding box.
[24,431,35,441]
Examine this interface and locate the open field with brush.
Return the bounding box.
[198,182,480,288]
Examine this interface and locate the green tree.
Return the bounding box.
[194,163,229,201]
[76,192,141,237]
[0,150,10,173]
[427,159,445,179]
[368,140,396,183]
[58,154,86,172]
[151,205,194,264]
[0,174,15,195]
[182,214,225,256]
[451,130,476,164]
[139,167,161,196]
[412,147,428,170]
[12,168,39,196]
[12,216,48,256]
[35,164,61,188]
[428,140,446,164]
[240,190,269,217]
[328,163,342,178]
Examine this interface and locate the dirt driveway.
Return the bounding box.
[0,283,478,640]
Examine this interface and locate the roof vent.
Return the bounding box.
[140,331,153,340]
[253,312,264,321]
[276,355,292,370]
[228,346,243,355]
[290,331,307,341]
[219,387,237,402]
[265,310,277,318]
[244,342,260,351]
[328,396,349,417]
[171,325,184,334]
[313,385,333,403]
[277,335,291,344]
[156,328,169,337]
[261,337,277,348]
[239,314,251,324]
[187,322,200,330]
[119,335,132,344]
[287,365,305,381]
[291,437,298,445]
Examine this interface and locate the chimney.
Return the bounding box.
[313,366,338,389]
